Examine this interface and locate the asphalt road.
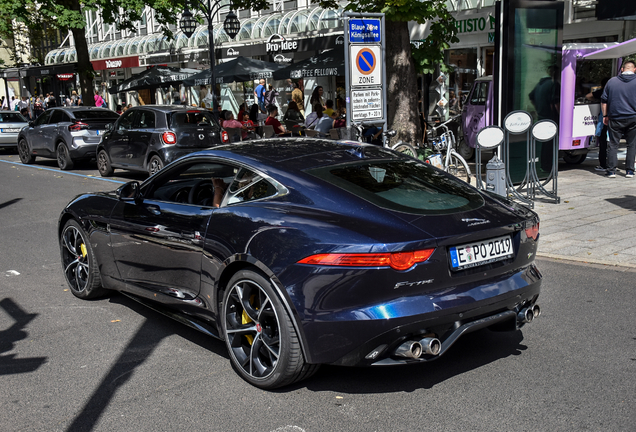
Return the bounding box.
[0,152,634,432]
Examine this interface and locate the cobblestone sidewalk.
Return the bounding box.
[532,148,636,267]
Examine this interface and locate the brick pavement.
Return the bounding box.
[532,147,636,268]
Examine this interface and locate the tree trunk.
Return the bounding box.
[64,0,95,106]
[385,20,420,144]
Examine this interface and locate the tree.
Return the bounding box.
[317,0,458,143]
[0,0,268,105]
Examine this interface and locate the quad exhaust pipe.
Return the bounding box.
[394,337,441,359]
[517,304,541,324]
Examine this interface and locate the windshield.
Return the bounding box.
[307,159,484,215]
[0,112,27,122]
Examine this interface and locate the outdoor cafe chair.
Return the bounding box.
[225,127,242,143]
[262,125,276,138]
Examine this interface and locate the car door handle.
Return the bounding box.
[144,205,161,215]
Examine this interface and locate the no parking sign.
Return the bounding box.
[345,13,386,124]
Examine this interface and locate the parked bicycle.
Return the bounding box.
[350,122,419,159]
[425,114,472,184]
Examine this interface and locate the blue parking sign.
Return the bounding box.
[349,19,381,43]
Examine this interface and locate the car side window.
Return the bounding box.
[226,168,278,205]
[144,161,238,207]
[133,110,155,129]
[53,111,72,123]
[117,110,136,131]
[34,111,52,126]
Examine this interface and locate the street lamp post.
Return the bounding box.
[179,0,240,113]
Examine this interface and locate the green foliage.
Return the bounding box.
[316,0,458,74]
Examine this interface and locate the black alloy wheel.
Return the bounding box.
[18,139,35,164]
[57,143,74,170]
[97,150,114,177]
[562,153,587,165]
[458,139,475,161]
[222,270,319,389]
[148,155,164,176]
[60,220,106,299]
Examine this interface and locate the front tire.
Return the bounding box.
[148,155,164,176]
[458,138,475,161]
[57,143,74,170]
[392,143,418,159]
[60,219,107,299]
[222,270,319,389]
[18,139,35,164]
[97,150,114,177]
[446,153,472,184]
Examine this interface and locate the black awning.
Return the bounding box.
[272,48,345,80]
[182,57,287,86]
[20,63,78,77]
[109,66,198,94]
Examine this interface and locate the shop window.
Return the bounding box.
[239,10,251,19]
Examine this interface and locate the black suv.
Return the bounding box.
[97,105,228,176]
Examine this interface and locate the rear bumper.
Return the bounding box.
[289,263,542,366]
[69,135,101,159]
[0,133,19,146]
[161,146,220,165]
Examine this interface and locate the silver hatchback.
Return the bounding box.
[0,112,28,148]
[17,107,119,170]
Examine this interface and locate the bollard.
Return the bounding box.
[486,156,506,197]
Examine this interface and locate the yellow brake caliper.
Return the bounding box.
[80,243,87,259]
[241,295,257,345]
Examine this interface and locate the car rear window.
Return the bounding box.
[170,111,218,130]
[307,159,484,215]
[0,113,26,122]
[73,110,120,120]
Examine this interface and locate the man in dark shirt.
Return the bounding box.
[601,60,636,178]
[265,104,286,135]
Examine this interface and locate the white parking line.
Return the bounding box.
[0,159,125,184]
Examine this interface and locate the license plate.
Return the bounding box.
[1,128,20,133]
[428,154,443,169]
[449,235,513,270]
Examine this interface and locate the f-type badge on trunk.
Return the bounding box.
[461,218,490,227]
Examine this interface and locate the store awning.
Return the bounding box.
[108,66,199,94]
[272,48,344,80]
[582,37,636,60]
[182,57,286,86]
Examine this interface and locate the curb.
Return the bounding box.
[537,252,636,270]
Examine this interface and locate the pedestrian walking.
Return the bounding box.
[254,79,266,113]
[601,60,636,178]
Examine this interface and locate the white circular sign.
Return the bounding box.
[476,126,505,149]
[532,120,557,141]
[504,111,532,134]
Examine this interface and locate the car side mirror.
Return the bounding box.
[29,121,34,127]
[105,123,112,131]
[117,181,141,202]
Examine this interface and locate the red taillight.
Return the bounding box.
[221,130,229,143]
[525,222,539,241]
[297,249,435,271]
[572,139,581,146]
[162,132,177,144]
[68,121,89,132]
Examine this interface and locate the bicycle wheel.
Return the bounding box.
[392,143,418,159]
[446,153,471,184]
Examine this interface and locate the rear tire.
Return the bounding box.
[148,155,164,176]
[97,150,114,177]
[446,153,471,184]
[392,143,418,159]
[222,269,319,389]
[563,153,587,164]
[57,143,74,170]
[18,139,35,164]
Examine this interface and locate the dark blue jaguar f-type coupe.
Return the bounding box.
[58,139,542,389]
